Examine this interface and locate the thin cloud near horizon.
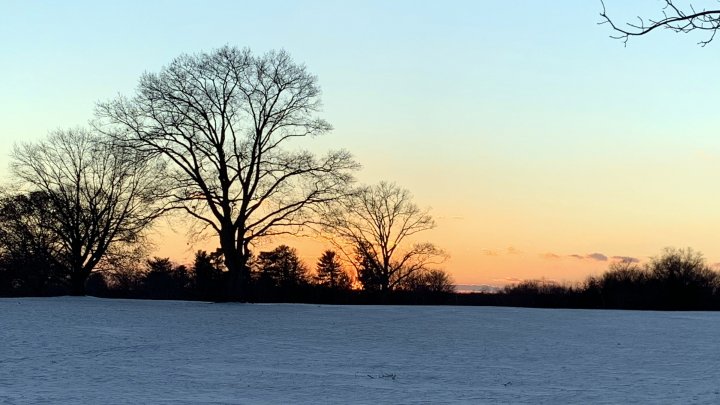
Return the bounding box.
[541,252,640,263]
[479,249,642,263]
[481,247,523,256]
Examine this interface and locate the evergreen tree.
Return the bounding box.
[315,250,351,290]
[143,257,190,299]
[193,249,225,300]
[257,245,309,289]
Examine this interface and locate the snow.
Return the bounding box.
[2,298,719,403]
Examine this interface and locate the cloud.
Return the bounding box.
[552,252,640,263]
[569,253,608,261]
[506,247,522,255]
[481,249,500,256]
[492,277,523,284]
[455,284,501,293]
[611,256,640,263]
[586,253,608,261]
[480,247,522,256]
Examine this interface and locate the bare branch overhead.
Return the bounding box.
[600,0,720,46]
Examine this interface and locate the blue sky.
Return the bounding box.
[2,1,720,283]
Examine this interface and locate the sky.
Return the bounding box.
[2,1,720,286]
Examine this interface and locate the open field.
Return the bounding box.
[2,297,719,403]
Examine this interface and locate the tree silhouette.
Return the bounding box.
[193,249,225,300]
[0,192,61,295]
[400,269,455,294]
[256,245,309,290]
[324,182,446,292]
[354,241,384,291]
[105,261,144,297]
[97,46,358,300]
[98,244,147,297]
[11,129,163,295]
[143,257,191,299]
[588,260,649,309]
[315,250,351,290]
[646,247,718,309]
[600,1,720,45]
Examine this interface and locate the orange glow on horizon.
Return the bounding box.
[148,223,621,287]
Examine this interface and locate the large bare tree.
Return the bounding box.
[96,47,357,299]
[323,182,445,292]
[11,129,163,295]
[600,1,720,45]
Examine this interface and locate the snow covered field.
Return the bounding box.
[2,298,719,404]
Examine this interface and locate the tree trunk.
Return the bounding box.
[69,272,87,296]
[220,227,248,301]
[222,251,245,301]
[380,269,390,293]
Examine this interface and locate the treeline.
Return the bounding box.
[0,244,455,305]
[455,248,720,310]
[8,241,720,311]
[6,240,720,310]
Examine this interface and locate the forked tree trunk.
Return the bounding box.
[220,227,250,301]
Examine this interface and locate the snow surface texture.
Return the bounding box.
[1,298,719,404]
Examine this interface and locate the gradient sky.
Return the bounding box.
[2,1,720,285]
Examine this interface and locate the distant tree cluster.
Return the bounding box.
[16,247,451,304]
[0,46,453,303]
[457,248,720,310]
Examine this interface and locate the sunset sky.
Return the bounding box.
[2,1,720,285]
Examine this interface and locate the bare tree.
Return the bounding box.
[98,47,357,299]
[96,46,357,300]
[399,269,456,295]
[11,129,163,295]
[600,0,720,45]
[324,182,446,292]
